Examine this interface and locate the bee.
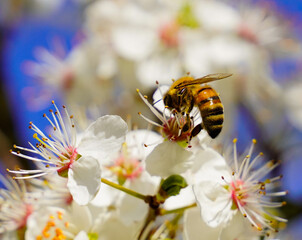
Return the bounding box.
[163,73,232,139]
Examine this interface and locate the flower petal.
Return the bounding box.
[164,186,195,210]
[194,1,240,32]
[219,212,261,240]
[78,115,127,164]
[126,129,162,162]
[112,26,157,61]
[193,181,236,228]
[152,85,171,116]
[67,156,101,205]
[190,147,229,182]
[145,141,193,178]
[136,55,182,87]
[119,172,160,225]
[74,231,89,240]
[184,208,222,240]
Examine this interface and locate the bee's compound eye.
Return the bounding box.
[164,94,172,107]
[179,87,187,95]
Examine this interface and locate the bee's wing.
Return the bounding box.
[175,73,232,88]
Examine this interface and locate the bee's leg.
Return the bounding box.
[191,124,202,138]
[182,114,191,133]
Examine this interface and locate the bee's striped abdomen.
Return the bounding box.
[195,86,224,138]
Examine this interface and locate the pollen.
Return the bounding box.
[57,211,63,220]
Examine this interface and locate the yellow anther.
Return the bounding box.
[144,95,148,99]
[55,228,64,236]
[252,139,257,144]
[57,211,63,220]
[233,138,237,143]
[246,155,250,158]
[34,134,53,150]
[136,89,140,93]
[47,221,55,227]
[52,100,55,104]
[259,152,264,156]
[36,235,42,240]
[42,230,50,238]
[264,179,271,184]
[64,222,69,228]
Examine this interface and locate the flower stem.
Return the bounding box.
[160,202,197,215]
[101,178,147,201]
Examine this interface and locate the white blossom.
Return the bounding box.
[8,102,128,205]
[192,139,287,236]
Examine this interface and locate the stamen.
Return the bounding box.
[137,89,165,123]
[233,138,238,173]
[138,112,162,128]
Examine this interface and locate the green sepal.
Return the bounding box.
[160,174,188,198]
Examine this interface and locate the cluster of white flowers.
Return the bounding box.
[23,0,301,130]
[2,0,301,239]
[2,95,287,239]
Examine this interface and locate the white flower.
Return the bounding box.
[283,80,302,130]
[24,45,74,92]
[235,2,299,55]
[28,174,73,207]
[192,139,288,236]
[84,0,246,88]
[184,209,262,240]
[25,202,103,240]
[8,101,128,205]
[24,39,115,111]
[91,129,161,225]
[0,175,35,236]
[184,208,221,240]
